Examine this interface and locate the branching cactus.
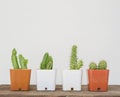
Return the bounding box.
[40,52,53,70]
[19,54,28,69]
[70,45,83,70]
[98,60,107,70]
[89,62,97,70]
[11,48,28,69]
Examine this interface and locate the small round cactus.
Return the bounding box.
[98,60,107,70]
[89,62,97,70]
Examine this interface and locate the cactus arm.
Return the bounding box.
[46,56,53,69]
[46,61,52,69]
[23,57,28,69]
[76,59,83,69]
[11,55,19,69]
[40,53,49,69]
[19,54,28,69]
[49,56,53,65]
[11,48,19,69]
[22,57,28,69]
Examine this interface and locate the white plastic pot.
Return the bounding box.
[36,69,56,91]
[62,69,82,91]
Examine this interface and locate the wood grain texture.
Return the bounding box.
[0,85,120,97]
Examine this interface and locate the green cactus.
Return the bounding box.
[70,45,83,70]
[70,45,77,69]
[11,48,28,69]
[89,62,97,70]
[11,48,19,69]
[76,59,83,69]
[98,60,107,70]
[40,52,53,70]
[19,54,28,69]
[46,56,53,69]
[40,53,49,69]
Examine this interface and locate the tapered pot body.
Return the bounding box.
[88,70,109,91]
[10,69,31,91]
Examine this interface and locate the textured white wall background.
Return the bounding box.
[0,0,120,85]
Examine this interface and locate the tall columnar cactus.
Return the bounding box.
[70,45,83,70]
[11,48,28,69]
[70,45,77,69]
[11,48,19,69]
[98,60,107,70]
[40,52,53,70]
[89,62,97,70]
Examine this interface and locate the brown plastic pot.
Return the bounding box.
[88,69,109,92]
[10,69,31,91]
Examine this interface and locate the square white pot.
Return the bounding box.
[62,69,82,91]
[36,69,56,91]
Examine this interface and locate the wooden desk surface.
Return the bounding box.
[0,85,120,97]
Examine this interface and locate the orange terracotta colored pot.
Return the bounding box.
[10,69,31,91]
[88,69,109,92]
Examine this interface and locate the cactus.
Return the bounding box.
[89,60,107,70]
[11,48,28,69]
[11,48,19,69]
[40,52,53,70]
[89,62,97,70]
[76,59,83,69]
[40,53,49,69]
[98,60,107,70]
[19,54,28,69]
[46,56,53,69]
[70,45,83,70]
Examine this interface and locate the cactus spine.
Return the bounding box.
[11,48,28,69]
[40,52,53,70]
[70,45,83,70]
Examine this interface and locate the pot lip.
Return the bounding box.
[10,69,31,71]
[63,69,82,71]
[87,69,109,71]
[36,69,56,71]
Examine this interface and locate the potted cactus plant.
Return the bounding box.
[36,52,56,91]
[88,60,109,91]
[10,48,31,90]
[62,45,83,91]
